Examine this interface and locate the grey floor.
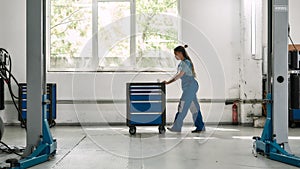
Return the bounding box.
[0,125,300,169]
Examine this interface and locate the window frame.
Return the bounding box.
[94,0,136,71]
[48,0,180,72]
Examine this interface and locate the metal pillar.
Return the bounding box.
[253,0,300,167]
[266,0,272,93]
[271,0,290,150]
[25,0,44,155]
[5,0,57,168]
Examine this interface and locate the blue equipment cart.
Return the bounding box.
[127,83,166,135]
[18,83,57,128]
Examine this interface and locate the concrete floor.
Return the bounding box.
[0,125,300,169]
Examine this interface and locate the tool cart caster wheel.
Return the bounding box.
[6,158,19,168]
[290,122,296,128]
[252,141,258,157]
[49,120,56,128]
[129,126,136,135]
[20,121,26,128]
[158,126,166,134]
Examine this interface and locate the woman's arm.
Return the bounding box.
[163,71,185,85]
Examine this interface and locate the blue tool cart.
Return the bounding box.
[289,50,300,128]
[18,83,57,128]
[127,83,166,135]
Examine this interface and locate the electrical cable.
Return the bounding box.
[289,34,298,51]
[0,141,22,157]
[0,49,26,127]
[0,50,20,99]
[3,67,20,99]
[288,25,298,51]
[0,49,25,158]
[9,91,26,127]
[0,49,26,158]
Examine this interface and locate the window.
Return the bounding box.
[97,1,132,69]
[50,0,93,71]
[50,0,179,71]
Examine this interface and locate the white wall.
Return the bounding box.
[0,0,268,125]
[0,1,26,81]
[0,0,26,123]
[181,0,241,124]
[290,0,300,44]
[181,0,263,124]
[239,0,263,123]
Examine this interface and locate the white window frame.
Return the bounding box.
[48,0,180,72]
[94,0,136,71]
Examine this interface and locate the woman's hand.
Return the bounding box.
[162,80,169,85]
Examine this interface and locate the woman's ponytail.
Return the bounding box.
[174,45,196,77]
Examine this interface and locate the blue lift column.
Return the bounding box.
[6,0,57,168]
[253,0,300,167]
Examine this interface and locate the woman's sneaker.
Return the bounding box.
[191,127,206,133]
[167,127,181,132]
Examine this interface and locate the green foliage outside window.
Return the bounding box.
[50,0,178,71]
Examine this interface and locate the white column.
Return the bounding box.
[239,0,263,124]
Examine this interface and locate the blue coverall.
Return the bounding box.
[170,59,205,132]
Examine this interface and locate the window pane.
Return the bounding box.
[98,2,131,69]
[136,0,178,69]
[50,0,92,70]
[49,0,179,71]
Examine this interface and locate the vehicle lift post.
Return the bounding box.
[6,0,57,168]
[252,0,300,167]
